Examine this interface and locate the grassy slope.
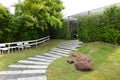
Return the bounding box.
[47,42,120,80]
[0,39,65,71]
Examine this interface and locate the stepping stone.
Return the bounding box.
[28,57,53,62]
[53,48,71,51]
[49,51,69,57]
[57,44,80,50]
[26,59,51,63]
[60,43,80,45]
[0,70,46,75]
[17,76,47,80]
[43,53,61,58]
[58,45,79,48]
[61,47,77,50]
[5,67,41,71]
[0,73,45,80]
[0,71,22,75]
[52,48,72,52]
[57,46,77,51]
[24,58,51,63]
[51,49,70,54]
[8,64,48,69]
[60,42,82,45]
[21,70,46,74]
[35,55,56,60]
[64,44,80,47]
[18,60,50,65]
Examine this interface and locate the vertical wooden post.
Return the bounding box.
[8,44,10,53]
[36,40,37,48]
[67,16,70,39]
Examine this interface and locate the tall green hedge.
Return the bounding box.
[78,5,120,44]
[49,20,71,39]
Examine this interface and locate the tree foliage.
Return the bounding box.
[0,4,9,40]
[11,0,64,41]
[15,0,64,30]
[0,0,64,42]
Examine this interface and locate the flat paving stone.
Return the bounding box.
[17,76,46,80]
[10,62,48,66]
[43,53,61,58]
[6,67,45,71]
[51,49,71,53]
[52,48,72,52]
[60,45,80,48]
[0,73,45,80]
[49,51,68,57]
[28,57,53,62]
[8,64,48,69]
[26,59,51,63]
[41,55,58,58]
[21,70,46,74]
[0,71,22,75]
[0,70,46,75]
[59,42,82,45]
[35,55,56,60]
[58,45,79,48]
[18,60,50,65]
[57,46,77,50]
[51,49,70,54]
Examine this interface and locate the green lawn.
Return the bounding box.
[0,39,65,71]
[47,42,120,80]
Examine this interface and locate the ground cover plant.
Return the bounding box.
[0,39,65,70]
[47,42,120,80]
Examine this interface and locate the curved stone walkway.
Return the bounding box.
[0,40,82,80]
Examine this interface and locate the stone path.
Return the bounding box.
[0,40,82,80]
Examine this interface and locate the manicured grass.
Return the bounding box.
[47,42,120,80]
[0,39,65,71]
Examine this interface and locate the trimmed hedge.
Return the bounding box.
[78,5,120,44]
[49,20,71,39]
